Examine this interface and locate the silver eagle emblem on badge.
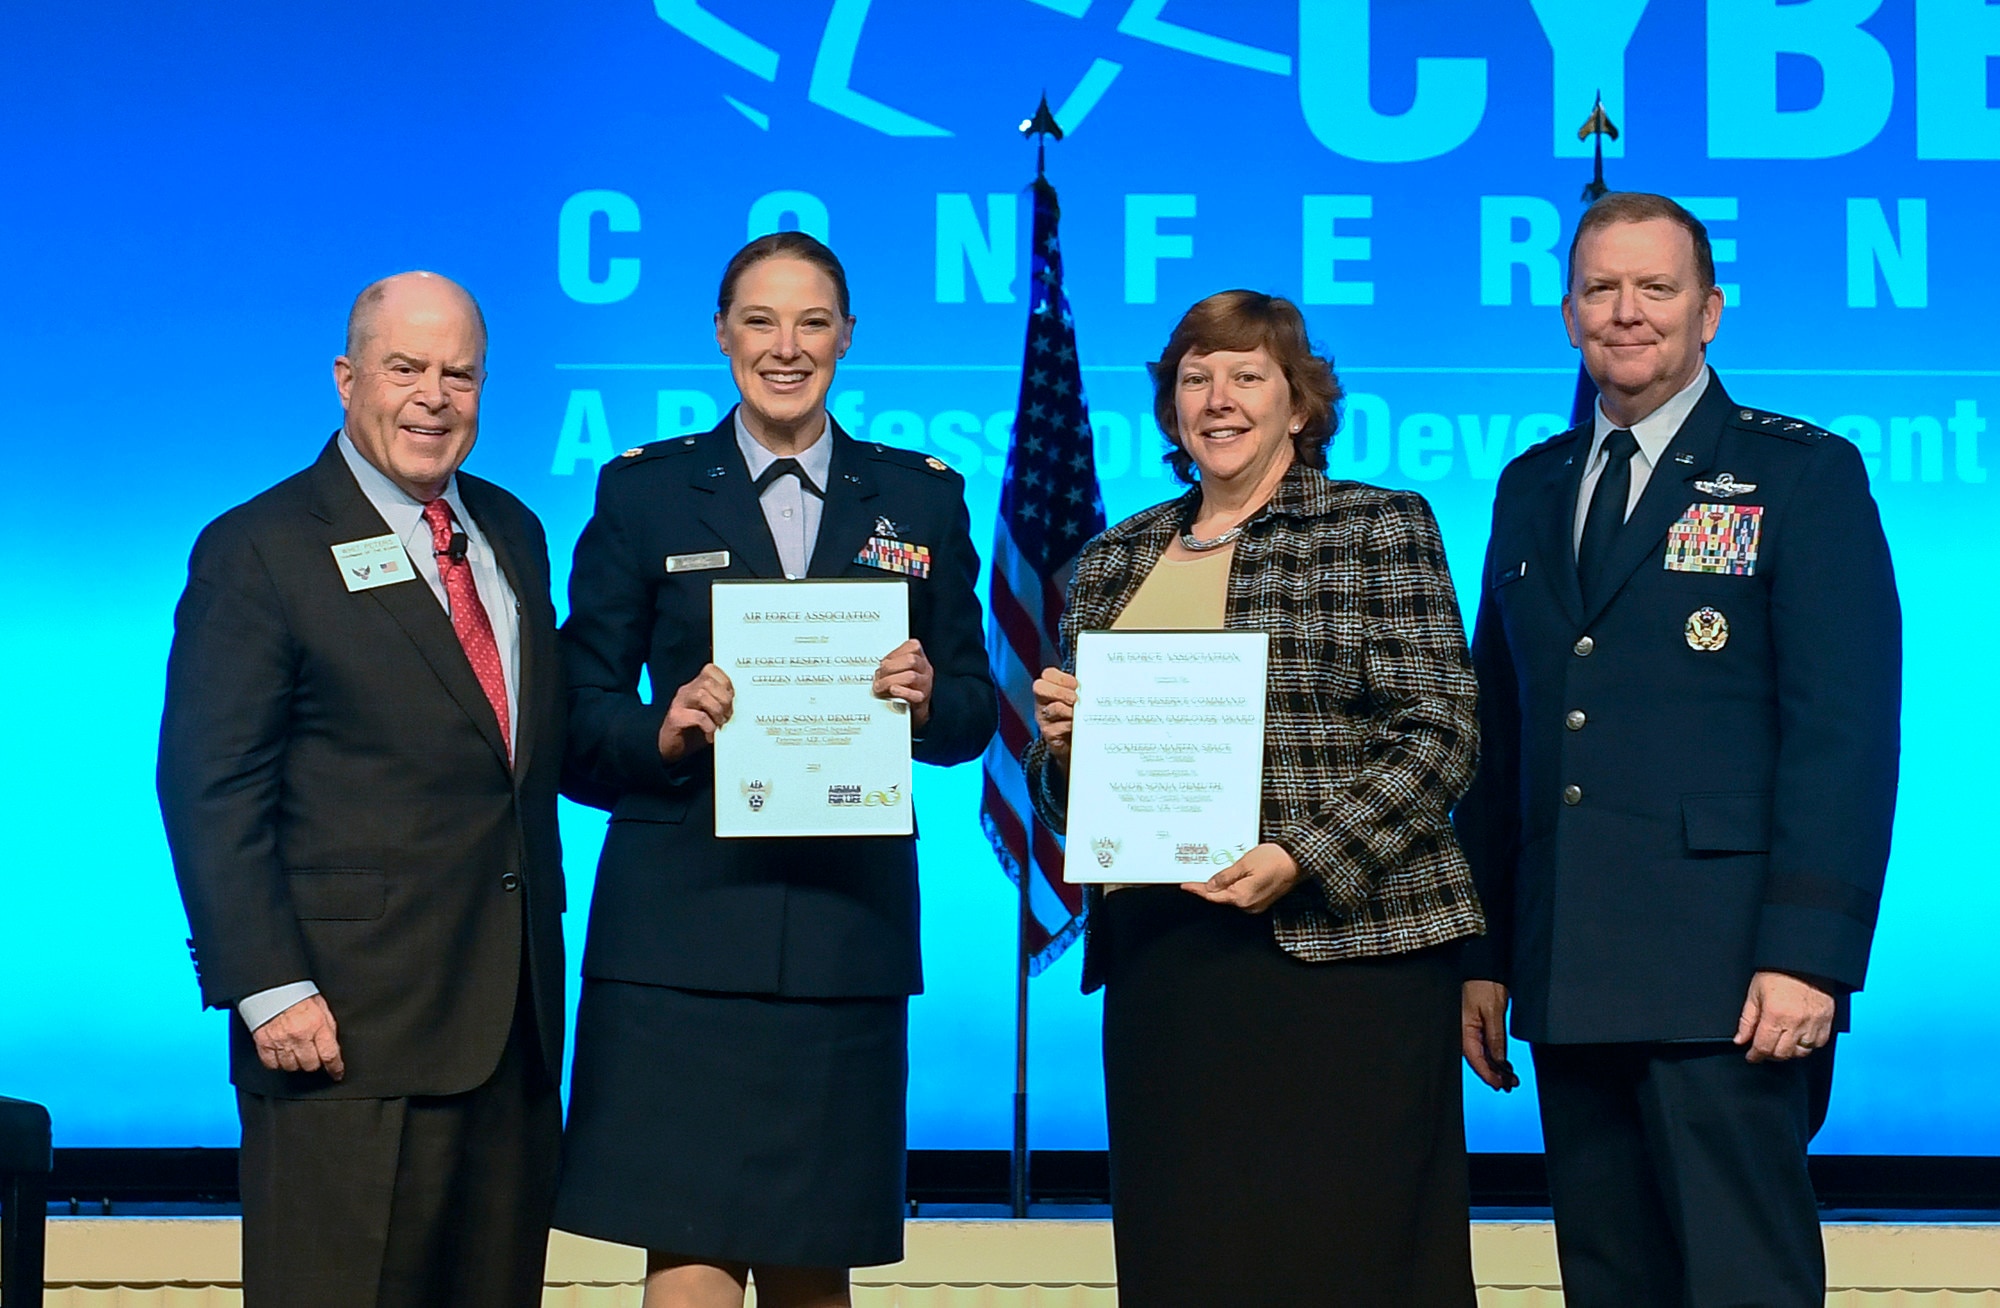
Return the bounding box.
[1693,472,1757,497]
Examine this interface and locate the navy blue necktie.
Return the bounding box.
[1577,428,1639,601]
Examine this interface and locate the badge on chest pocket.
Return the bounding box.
[1665,503,1762,576]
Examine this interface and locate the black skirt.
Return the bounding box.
[553,978,908,1269]
[1098,886,1476,1308]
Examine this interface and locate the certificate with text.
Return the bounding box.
[711,579,912,838]
[1064,630,1269,884]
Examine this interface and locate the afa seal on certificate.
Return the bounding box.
[711,579,913,838]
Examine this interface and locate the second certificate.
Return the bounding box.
[1064,630,1269,884]
[711,579,912,838]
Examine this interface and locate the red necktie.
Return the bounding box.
[421,499,512,762]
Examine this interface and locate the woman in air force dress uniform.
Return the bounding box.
[554,232,996,1308]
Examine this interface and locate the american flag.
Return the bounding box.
[980,174,1106,974]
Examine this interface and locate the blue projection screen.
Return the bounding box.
[1,1,1994,1153]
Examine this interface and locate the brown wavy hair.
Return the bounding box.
[1149,291,1342,485]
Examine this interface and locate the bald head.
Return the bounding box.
[333,271,489,502]
[345,271,487,363]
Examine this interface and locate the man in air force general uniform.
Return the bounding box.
[1455,193,1901,1308]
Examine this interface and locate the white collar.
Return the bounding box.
[336,430,469,531]
[1592,366,1711,467]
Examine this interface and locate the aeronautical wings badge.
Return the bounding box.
[1693,472,1757,497]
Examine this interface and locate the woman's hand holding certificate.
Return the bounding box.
[1030,667,1079,770]
[657,663,736,764]
[871,638,935,732]
[1181,841,1304,912]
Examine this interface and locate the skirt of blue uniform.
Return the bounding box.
[553,978,908,1269]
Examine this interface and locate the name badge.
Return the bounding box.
[332,533,417,592]
[666,550,730,574]
[1664,503,1763,576]
[855,536,931,579]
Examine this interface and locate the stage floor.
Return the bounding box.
[36,1213,2000,1305]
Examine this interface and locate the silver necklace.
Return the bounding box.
[1179,523,1244,552]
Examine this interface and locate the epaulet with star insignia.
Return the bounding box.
[1727,407,1831,445]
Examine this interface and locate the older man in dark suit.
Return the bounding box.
[158,272,566,1308]
[1456,194,1900,1308]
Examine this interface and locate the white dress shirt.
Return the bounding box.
[1572,367,1712,553]
[236,435,523,1032]
[733,411,832,579]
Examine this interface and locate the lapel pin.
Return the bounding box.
[1674,452,1696,465]
[707,466,727,478]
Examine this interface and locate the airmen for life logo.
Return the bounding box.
[828,782,902,807]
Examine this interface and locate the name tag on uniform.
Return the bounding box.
[1664,503,1763,576]
[855,535,931,579]
[332,533,416,592]
[666,550,730,574]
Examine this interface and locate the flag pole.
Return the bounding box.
[1010,93,1065,1221]
[1013,821,1031,1220]
[991,89,1095,1220]
[1572,93,1621,425]
[1011,92,1063,1222]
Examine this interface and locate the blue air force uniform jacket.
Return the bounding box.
[1455,372,1901,1044]
[560,414,997,998]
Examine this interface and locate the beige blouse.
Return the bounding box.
[1110,543,1234,632]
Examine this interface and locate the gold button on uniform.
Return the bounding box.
[1562,785,1583,805]
[1573,636,1595,656]
[1565,710,1587,731]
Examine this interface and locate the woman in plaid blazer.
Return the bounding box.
[1027,291,1485,1307]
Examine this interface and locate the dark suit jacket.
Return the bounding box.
[561,413,996,997]
[1455,372,1901,1044]
[158,436,566,1099]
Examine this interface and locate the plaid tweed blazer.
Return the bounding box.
[1024,462,1485,990]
